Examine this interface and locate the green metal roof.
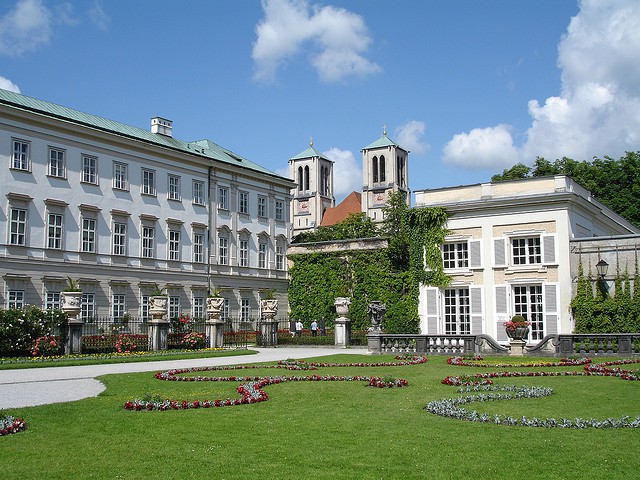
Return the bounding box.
[0,88,287,180]
[289,144,333,162]
[363,134,403,150]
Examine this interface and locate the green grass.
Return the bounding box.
[0,348,256,370]
[2,355,640,479]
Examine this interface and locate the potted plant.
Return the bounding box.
[503,314,531,340]
[149,284,168,317]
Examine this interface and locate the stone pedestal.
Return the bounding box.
[366,332,382,355]
[61,291,83,355]
[206,297,225,349]
[509,339,526,356]
[334,297,352,348]
[148,296,169,351]
[257,320,278,347]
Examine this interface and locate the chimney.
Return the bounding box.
[151,117,173,137]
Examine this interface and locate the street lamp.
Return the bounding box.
[595,259,609,296]
[596,259,609,278]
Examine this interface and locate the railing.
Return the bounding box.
[556,334,640,356]
[368,332,640,356]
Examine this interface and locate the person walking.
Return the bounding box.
[295,320,303,337]
[310,320,318,337]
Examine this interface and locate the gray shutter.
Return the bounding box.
[469,240,482,269]
[470,286,483,334]
[495,285,509,342]
[493,238,507,267]
[544,283,558,335]
[542,234,557,265]
[424,287,439,335]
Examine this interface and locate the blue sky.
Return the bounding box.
[2,0,639,203]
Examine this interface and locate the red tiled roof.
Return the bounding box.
[320,191,362,226]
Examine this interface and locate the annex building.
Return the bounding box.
[0,89,293,322]
[414,176,640,342]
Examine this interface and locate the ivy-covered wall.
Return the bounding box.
[288,248,419,333]
[572,261,640,333]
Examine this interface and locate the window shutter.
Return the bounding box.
[495,285,509,342]
[470,286,483,334]
[423,287,440,335]
[542,234,557,265]
[469,240,482,269]
[543,283,559,335]
[493,238,507,267]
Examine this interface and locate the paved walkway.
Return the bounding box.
[0,347,367,409]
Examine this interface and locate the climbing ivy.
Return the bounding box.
[287,199,449,334]
[572,259,640,333]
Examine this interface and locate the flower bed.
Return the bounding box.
[0,415,27,436]
[429,357,640,428]
[82,334,148,354]
[125,355,426,411]
[447,355,592,368]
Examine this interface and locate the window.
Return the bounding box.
[222,298,230,322]
[168,174,181,201]
[297,166,303,191]
[218,236,228,265]
[81,218,96,253]
[241,298,250,322]
[82,293,95,321]
[140,295,150,321]
[168,229,181,261]
[82,155,98,184]
[275,200,284,221]
[113,163,128,190]
[193,296,205,320]
[304,166,310,191]
[444,288,470,335]
[513,285,544,341]
[443,242,468,269]
[258,196,267,218]
[239,191,249,214]
[9,208,27,245]
[512,237,541,265]
[259,242,267,269]
[47,213,63,249]
[372,156,378,183]
[45,292,61,311]
[142,168,156,196]
[12,140,30,171]
[218,187,229,210]
[112,294,126,319]
[169,296,180,320]
[193,232,205,263]
[48,148,65,178]
[379,155,386,182]
[7,290,24,309]
[113,222,127,256]
[192,180,205,205]
[276,244,285,270]
[239,239,249,267]
[142,226,155,258]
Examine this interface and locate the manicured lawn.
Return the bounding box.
[2,354,640,479]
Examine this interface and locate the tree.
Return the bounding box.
[381,191,411,270]
[492,151,640,227]
[291,212,379,244]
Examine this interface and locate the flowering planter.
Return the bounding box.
[506,326,530,341]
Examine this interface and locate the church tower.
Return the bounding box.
[289,139,335,236]
[361,128,410,222]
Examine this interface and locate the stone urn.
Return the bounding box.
[334,297,351,317]
[506,325,530,341]
[206,296,225,320]
[260,299,278,321]
[149,295,168,319]
[61,291,82,318]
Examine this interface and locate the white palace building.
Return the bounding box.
[0,89,293,322]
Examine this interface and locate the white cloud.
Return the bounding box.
[0,76,20,93]
[443,125,518,169]
[323,147,361,200]
[252,0,381,83]
[443,0,640,169]
[395,120,429,155]
[0,0,52,56]
[89,0,109,31]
